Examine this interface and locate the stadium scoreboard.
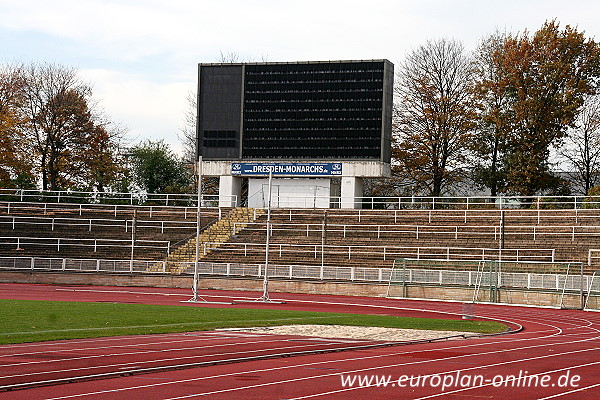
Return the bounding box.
[196,60,394,163]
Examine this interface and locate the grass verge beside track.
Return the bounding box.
[0,299,506,344]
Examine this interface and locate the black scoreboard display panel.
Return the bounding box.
[197,60,393,162]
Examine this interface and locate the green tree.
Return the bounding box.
[129,140,192,193]
[482,21,600,196]
[394,38,477,196]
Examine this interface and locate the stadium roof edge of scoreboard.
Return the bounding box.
[198,59,393,67]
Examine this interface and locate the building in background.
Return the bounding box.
[196,60,394,208]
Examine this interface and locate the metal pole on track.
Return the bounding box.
[495,209,505,303]
[260,170,273,302]
[184,156,231,305]
[235,169,285,304]
[192,155,203,302]
[130,209,136,273]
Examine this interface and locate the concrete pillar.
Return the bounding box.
[219,176,242,207]
[340,177,363,209]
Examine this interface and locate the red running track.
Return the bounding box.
[1,283,599,399]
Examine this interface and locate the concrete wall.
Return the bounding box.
[248,178,331,208]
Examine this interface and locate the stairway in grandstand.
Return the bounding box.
[160,207,265,274]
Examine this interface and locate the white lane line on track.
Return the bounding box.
[0,340,360,380]
[0,332,228,351]
[3,315,581,386]
[536,382,600,399]
[146,347,600,400]
[285,358,600,400]
[57,287,600,343]
[46,287,600,327]
[252,317,600,400]
[57,287,520,322]
[40,315,598,400]
[0,338,340,370]
[0,331,318,359]
[0,330,273,353]
[0,336,264,359]
[411,359,600,400]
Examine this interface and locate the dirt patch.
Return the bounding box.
[230,325,472,341]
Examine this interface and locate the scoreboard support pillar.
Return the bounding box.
[341,177,363,209]
[219,176,242,208]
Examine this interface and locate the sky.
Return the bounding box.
[2,0,600,155]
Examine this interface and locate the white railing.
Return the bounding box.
[389,268,590,292]
[3,189,600,210]
[236,221,600,242]
[0,237,171,253]
[1,256,594,294]
[0,256,166,273]
[202,242,555,263]
[251,194,600,210]
[0,189,236,207]
[588,249,600,268]
[0,201,224,220]
[352,195,593,210]
[0,215,198,234]
[269,207,600,225]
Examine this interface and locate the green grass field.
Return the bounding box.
[0,299,507,344]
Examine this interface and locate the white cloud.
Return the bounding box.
[80,68,192,152]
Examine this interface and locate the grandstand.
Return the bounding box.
[2,193,600,271]
[194,206,600,273]
[2,191,600,308]
[0,198,213,260]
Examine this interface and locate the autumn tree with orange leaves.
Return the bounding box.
[0,62,124,191]
[475,21,600,196]
[0,64,34,188]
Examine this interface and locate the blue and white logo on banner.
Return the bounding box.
[231,162,342,176]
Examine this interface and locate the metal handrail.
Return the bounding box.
[0,189,237,207]
[4,189,600,210]
[0,215,199,232]
[202,241,555,262]
[0,236,171,251]
[0,200,224,218]
[169,217,222,252]
[236,221,600,241]
[248,194,600,210]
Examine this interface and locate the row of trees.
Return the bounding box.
[3,21,600,198]
[394,20,600,197]
[0,62,192,194]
